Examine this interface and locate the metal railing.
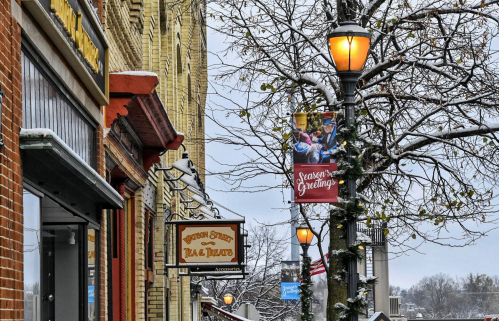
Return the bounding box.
[357,222,387,247]
[407,319,483,321]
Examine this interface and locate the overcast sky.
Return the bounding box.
[204,16,499,290]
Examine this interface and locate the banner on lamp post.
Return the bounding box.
[281,261,300,300]
[292,112,338,203]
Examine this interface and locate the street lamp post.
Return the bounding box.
[327,14,371,321]
[223,293,234,311]
[296,222,314,321]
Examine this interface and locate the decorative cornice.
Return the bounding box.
[105,134,148,187]
[105,72,184,172]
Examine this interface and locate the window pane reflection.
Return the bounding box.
[88,228,97,321]
[23,189,41,321]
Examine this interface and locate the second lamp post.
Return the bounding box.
[223,293,234,311]
[297,222,314,321]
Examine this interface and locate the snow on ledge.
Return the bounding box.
[356,232,372,243]
[208,304,253,321]
[20,128,56,137]
[20,128,123,201]
[111,71,159,77]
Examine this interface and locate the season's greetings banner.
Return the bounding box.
[293,112,339,203]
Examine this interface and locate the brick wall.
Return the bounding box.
[0,0,24,320]
[103,0,143,72]
[97,125,108,321]
[135,188,146,321]
[104,0,208,320]
[148,0,207,183]
[147,170,170,321]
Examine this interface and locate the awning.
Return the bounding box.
[106,71,184,171]
[21,129,124,225]
[202,303,253,321]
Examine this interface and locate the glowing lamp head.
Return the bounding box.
[327,20,371,72]
[296,223,314,245]
[223,293,234,305]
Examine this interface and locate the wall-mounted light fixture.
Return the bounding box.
[184,203,202,210]
[183,194,209,210]
[168,166,201,193]
[155,149,193,175]
[156,146,203,193]
[191,194,207,206]
[198,205,217,217]
[179,170,200,189]
[156,144,223,219]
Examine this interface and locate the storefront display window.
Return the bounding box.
[23,189,41,321]
[23,187,101,321]
[21,47,96,167]
[88,228,98,321]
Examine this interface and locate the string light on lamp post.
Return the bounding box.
[327,13,371,321]
[296,222,314,321]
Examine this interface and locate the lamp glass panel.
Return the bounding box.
[296,228,313,245]
[329,36,370,71]
[224,294,234,305]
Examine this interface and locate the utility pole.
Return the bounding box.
[288,90,300,262]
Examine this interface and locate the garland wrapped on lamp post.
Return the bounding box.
[327,13,372,321]
[296,222,314,321]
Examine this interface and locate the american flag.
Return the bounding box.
[310,254,328,276]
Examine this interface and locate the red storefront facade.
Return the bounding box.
[105,72,183,321]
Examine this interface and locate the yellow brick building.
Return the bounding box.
[102,1,207,321]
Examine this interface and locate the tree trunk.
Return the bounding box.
[327,215,347,321]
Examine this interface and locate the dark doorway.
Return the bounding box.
[41,225,81,321]
[41,235,55,321]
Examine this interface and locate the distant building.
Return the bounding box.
[358,223,391,316]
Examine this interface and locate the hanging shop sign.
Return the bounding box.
[22,0,109,105]
[189,266,247,279]
[180,224,238,263]
[190,266,244,274]
[166,219,245,269]
[281,261,300,300]
[292,112,339,203]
